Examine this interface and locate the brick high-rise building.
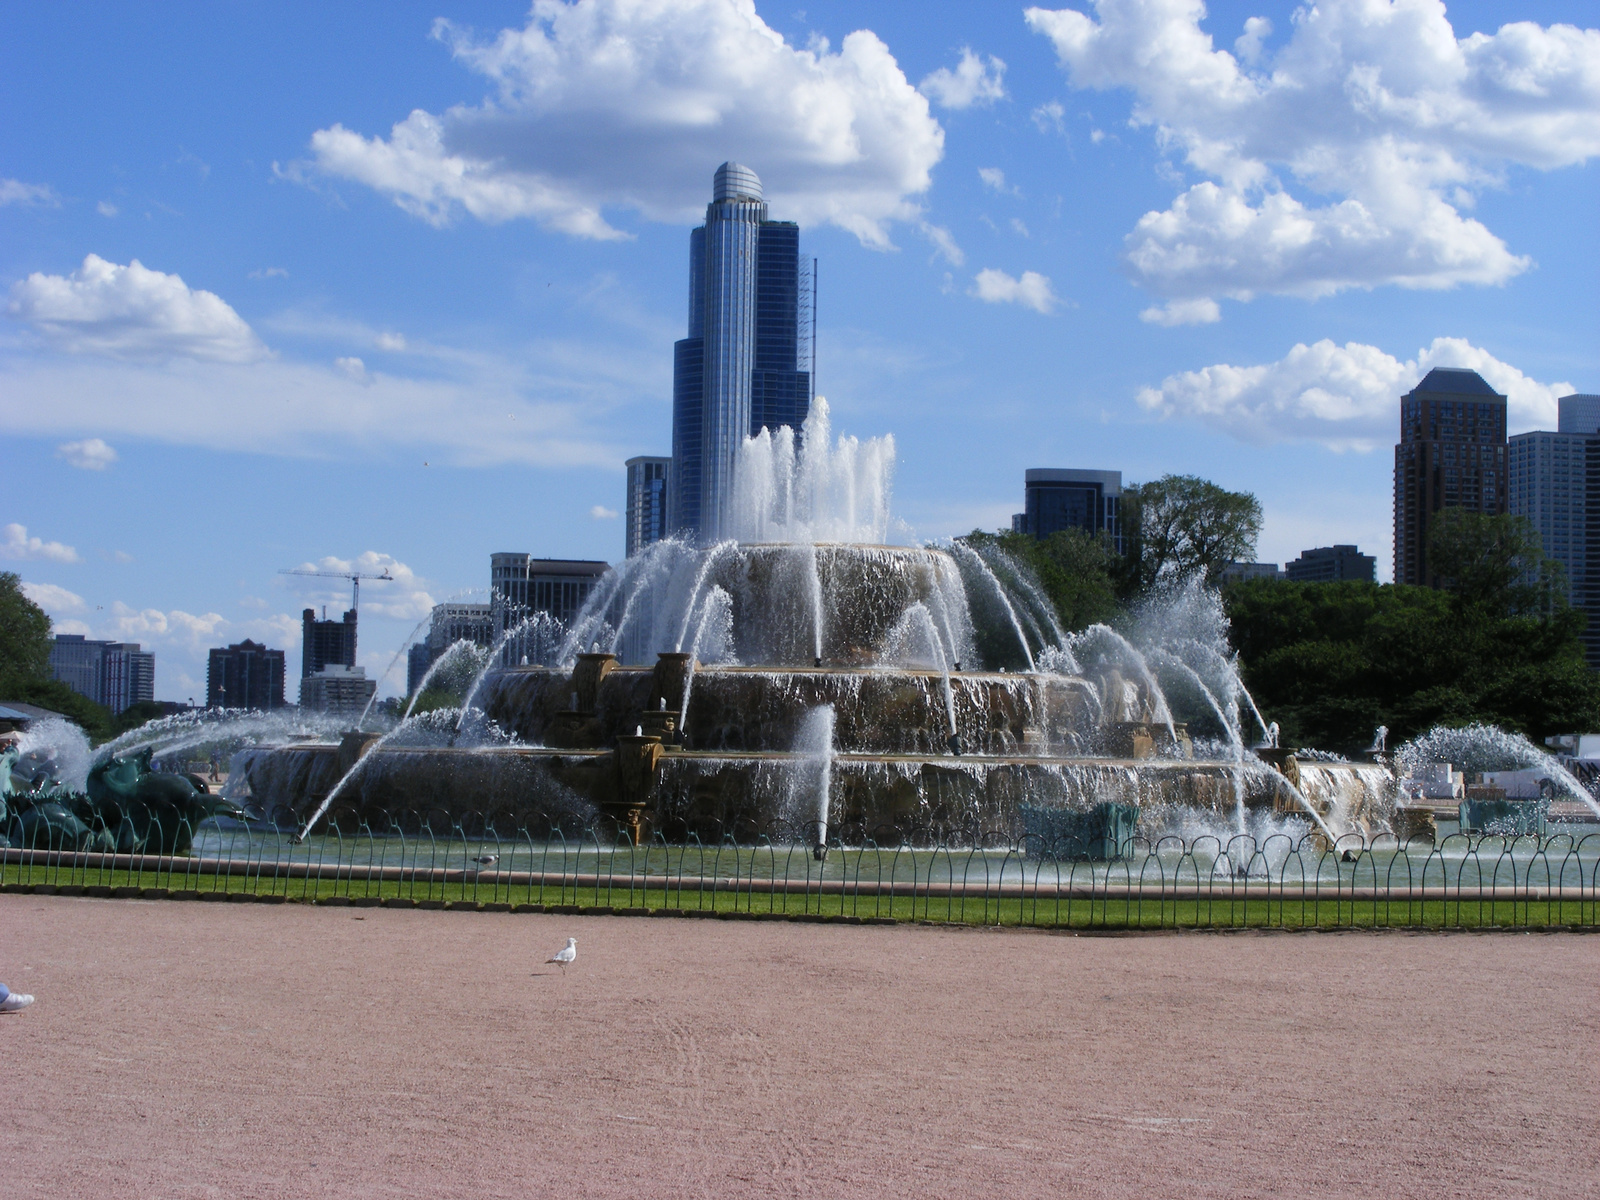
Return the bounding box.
[1393,368,1507,587]
[207,640,286,710]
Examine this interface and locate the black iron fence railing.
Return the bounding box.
[3,812,1597,930]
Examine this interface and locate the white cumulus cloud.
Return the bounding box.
[589,505,618,519]
[20,581,85,614]
[1137,336,1578,450]
[7,254,269,362]
[105,602,229,645]
[1026,0,1600,308]
[303,0,945,249]
[1140,297,1220,326]
[920,48,1006,109]
[970,268,1058,314]
[2,523,81,564]
[56,438,118,470]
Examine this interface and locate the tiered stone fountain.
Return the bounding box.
[239,400,1395,851]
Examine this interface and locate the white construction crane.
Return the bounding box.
[278,566,394,611]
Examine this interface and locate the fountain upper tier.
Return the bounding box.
[575,542,975,668]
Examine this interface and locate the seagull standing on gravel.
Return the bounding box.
[547,937,577,974]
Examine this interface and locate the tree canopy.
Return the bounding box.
[1225,577,1600,752]
[962,528,1119,635]
[959,487,1600,754]
[0,571,115,741]
[1427,509,1565,615]
[0,571,52,689]
[1120,475,1263,594]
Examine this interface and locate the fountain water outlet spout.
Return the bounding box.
[947,733,963,756]
[953,660,961,672]
[812,839,828,862]
[814,656,822,669]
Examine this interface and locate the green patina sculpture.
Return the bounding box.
[2,744,239,855]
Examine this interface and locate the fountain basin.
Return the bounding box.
[235,742,1330,844]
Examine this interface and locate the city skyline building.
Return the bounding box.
[1393,367,1508,587]
[671,162,812,542]
[490,554,610,664]
[1219,561,1281,583]
[1509,393,1600,667]
[407,602,494,696]
[299,664,376,715]
[1011,468,1123,552]
[301,607,357,679]
[625,456,670,557]
[206,640,286,710]
[1283,545,1377,583]
[47,634,155,714]
[1556,393,1600,435]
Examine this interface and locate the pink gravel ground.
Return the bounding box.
[2,895,1595,1199]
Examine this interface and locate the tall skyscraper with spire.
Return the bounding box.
[671,162,811,543]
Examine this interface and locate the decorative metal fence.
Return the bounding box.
[4,813,1598,930]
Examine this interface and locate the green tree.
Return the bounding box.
[1225,578,1600,752]
[1120,475,1263,594]
[1427,509,1566,616]
[0,572,115,740]
[962,529,1119,635]
[0,571,52,691]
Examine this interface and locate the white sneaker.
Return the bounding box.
[0,993,33,1012]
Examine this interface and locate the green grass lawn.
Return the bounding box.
[4,862,1595,930]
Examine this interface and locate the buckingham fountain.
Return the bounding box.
[216,399,1403,858]
[9,399,1600,916]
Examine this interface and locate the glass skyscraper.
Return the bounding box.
[1509,394,1600,666]
[671,162,811,542]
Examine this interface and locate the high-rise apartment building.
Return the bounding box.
[672,162,812,542]
[1509,394,1600,666]
[1011,469,1123,553]
[47,635,155,714]
[302,608,357,678]
[1283,545,1377,583]
[626,456,671,557]
[1393,368,1507,586]
[206,640,286,710]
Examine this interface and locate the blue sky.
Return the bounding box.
[3,0,1596,702]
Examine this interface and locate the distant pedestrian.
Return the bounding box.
[0,982,33,1013]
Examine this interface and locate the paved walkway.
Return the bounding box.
[3,896,1595,1198]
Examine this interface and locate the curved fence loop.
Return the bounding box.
[3,818,1597,928]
